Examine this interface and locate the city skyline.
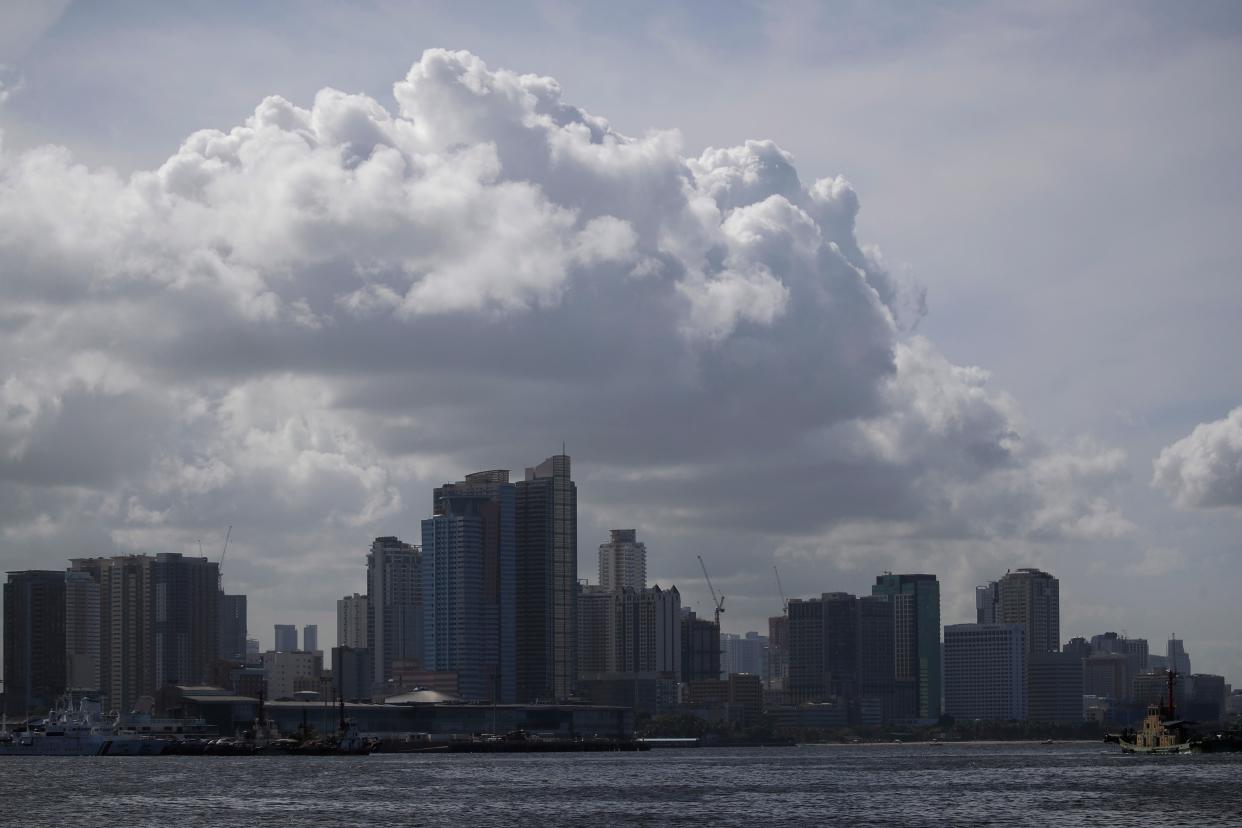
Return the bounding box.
[1,3,1240,687]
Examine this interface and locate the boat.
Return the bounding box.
[1119,670,1193,755]
[1191,731,1242,753]
[230,691,376,756]
[0,697,169,756]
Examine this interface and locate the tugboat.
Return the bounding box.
[1119,670,1193,755]
[243,692,375,756]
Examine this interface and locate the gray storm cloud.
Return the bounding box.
[0,49,1128,629]
[1153,405,1242,509]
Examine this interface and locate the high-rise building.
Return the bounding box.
[767,614,789,692]
[944,623,1027,721]
[785,592,860,704]
[274,624,298,653]
[1063,637,1091,662]
[1028,652,1084,722]
[680,608,720,683]
[432,470,516,703]
[1188,674,1226,722]
[332,646,374,702]
[1166,637,1191,676]
[245,637,261,664]
[857,595,896,722]
[263,650,323,700]
[598,529,647,592]
[722,631,768,678]
[3,571,67,715]
[1089,632,1146,699]
[65,570,100,692]
[787,597,826,703]
[218,594,247,663]
[515,454,577,702]
[303,624,319,654]
[69,553,217,712]
[577,585,613,676]
[367,536,422,688]
[337,593,369,650]
[421,493,491,701]
[1083,652,1129,701]
[997,568,1059,655]
[975,582,999,624]
[578,584,681,680]
[873,573,942,720]
[71,555,156,713]
[823,593,860,701]
[151,553,220,691]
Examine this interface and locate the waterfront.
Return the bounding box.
[2,742,1240,826]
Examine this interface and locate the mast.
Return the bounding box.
[1167,669,1177,720]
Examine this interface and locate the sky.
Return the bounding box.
[1,1,1240,684]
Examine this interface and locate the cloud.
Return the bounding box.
[1131,547,1187,578]
[0,48,1128,643]
[0,67,18,107]
[1153,406,1242,509]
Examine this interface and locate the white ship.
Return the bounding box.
[0,697,169,757]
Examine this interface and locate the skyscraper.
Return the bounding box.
[598,529,647,592]
[151,553,220,690]
[69,553,218,712]
[857,595,896,722]
[721,631,768,678]
[367,536,422,688]
[787,597,826,703]
[1028,651,1084,722]
[997,568,1059,655]
[872,573,942,720]
[975,582,999,624]
[767,614,789,693]
[421,493,491,701]
[70,555,154,713]
[944,623,1027,721]
[65,570,100,692]
[578,584,681,679]
[577,585,614,676]
[337,593,369,650]
[1167,637,1191,675]
[303,624,318,654]
[680,608,720,683]
[218,594,247,663]
[515,454,577,702]
[3,571,68,715]
[274,624,298,653]
[433,469,516,702]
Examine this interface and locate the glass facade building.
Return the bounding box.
[872,573,941,720]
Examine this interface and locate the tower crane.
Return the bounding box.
[774,565,788,613]
[697,554,725,627]
[218,525,232,588]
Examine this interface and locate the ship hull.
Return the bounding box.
[1118,741,1192,755]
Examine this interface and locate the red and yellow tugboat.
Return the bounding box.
[1119,670,1192,755]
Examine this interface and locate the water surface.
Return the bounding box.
[3,742,1239,826]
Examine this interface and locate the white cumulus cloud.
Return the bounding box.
[0,48,1130,641]
[1153,406,1242,509]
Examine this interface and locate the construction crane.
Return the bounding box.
[697,554,725,627]
[218,525,232,588]
[774,565,788,613]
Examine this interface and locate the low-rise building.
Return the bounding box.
[263,650,323,700]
